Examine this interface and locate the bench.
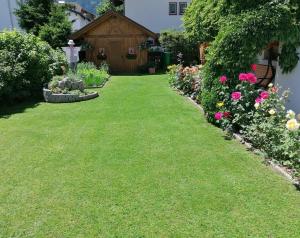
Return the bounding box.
[254,64,275,88]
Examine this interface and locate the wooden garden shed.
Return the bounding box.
[71,11,158,73]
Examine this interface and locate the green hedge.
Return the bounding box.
[0,31,66,102]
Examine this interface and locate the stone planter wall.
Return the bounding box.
[43,89,98,103]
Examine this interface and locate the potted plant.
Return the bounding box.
[148,61,156,74]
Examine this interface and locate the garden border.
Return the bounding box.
[174,88,300,187]
[84,76,111,89]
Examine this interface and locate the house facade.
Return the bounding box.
[275,47,300,114]
[0,0,22,31]
[123,0,191,33]
[58,1,95,32]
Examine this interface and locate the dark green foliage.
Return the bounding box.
[0,31,66,103]
[39,5,72,48]
[15,0,54,35]
[15,0,72,48]
[279,43,300,73]
[159,30,199,65]
[96,0,123,16]
[184,0,300,119]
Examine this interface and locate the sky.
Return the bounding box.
[64,0,101,14]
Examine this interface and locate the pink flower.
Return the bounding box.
[260,91,269,100]
[231,92,242,101]
[239,73,248,81]
[246,73,257,84]
[255,97,263,104]
[215,112,223,120]
[219,75,227,84]
[251,64,257,71]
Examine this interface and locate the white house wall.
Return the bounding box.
[124,0,191,33]
[68,11,91,32]
[275,47,300,114]
[0,0,21,31]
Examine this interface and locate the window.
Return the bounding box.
[169,2,177,15]
[179,2,188,15]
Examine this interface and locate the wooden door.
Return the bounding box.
[109,40,124,74]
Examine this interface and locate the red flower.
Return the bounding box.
[260,91,269,100]
[231,92,242,101]
[246,73,257,84]
[255,97,263,104]
[239,73,248,81]
[223,112,231,118]
[219,75,227,84]
[251,64,257,71]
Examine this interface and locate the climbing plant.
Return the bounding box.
[184,0,300,119]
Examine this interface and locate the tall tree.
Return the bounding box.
[96,0,123,16]
[38,5,72,48]
[15,0,54,35]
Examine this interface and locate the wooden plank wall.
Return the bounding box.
[82,15,150,73]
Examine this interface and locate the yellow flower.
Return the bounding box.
[286,119,300,131]
[269,109,276,115]
[217,102,224,108]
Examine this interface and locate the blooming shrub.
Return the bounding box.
[0,31,66,102]
[214,67,300,174]
[167,65,202,99]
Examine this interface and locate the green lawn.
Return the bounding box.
[0,75,299,237]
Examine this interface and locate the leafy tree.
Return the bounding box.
[15,0,54,35]
[39,5,72,48]
[183,0,300,120]
[96,0,123,16]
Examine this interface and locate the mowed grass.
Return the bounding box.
[0,75,299,237]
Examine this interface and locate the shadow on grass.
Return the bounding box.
[0,99,41,119]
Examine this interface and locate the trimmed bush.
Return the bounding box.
[0,31,66,102]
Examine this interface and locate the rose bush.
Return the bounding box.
[214,66,299,175]
[167,65,202,99]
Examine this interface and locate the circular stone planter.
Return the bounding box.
[43,89,99,103]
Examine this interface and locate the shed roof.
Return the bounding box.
[70,11,158,40]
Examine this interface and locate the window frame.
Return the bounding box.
[169,2,178,16]
[179,2,188,15]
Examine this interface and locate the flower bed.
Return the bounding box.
[167,65,202,99]
[168,64,300,180]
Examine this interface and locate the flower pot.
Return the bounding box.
[148,67,156,74]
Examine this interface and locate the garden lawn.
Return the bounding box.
[0,75,299,237]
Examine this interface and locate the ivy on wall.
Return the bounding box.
[183,0,300,119]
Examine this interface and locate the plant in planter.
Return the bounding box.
[126,53,137,60]
[148,61,156,74]
[126,47,137,60]
[97,51,107,61]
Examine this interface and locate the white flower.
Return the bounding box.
[269,109,276,115]
[286,110,296,119]
[268,83,274,88]
[254,103,260,109]
[286,119,300,131]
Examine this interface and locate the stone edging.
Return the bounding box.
[43,89,99,103]
[175,88,300,187]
